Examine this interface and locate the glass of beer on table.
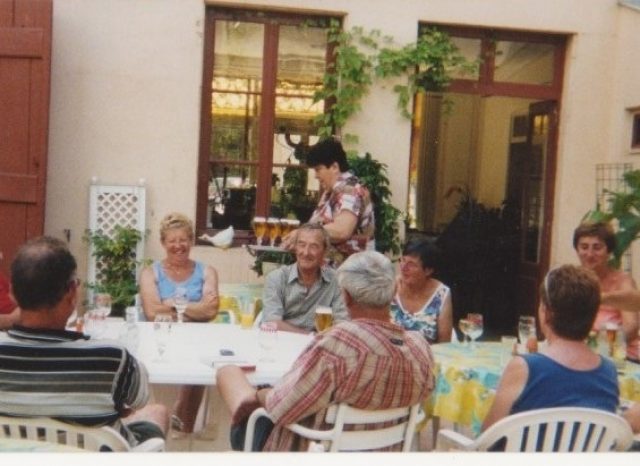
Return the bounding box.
[252,216,267,245]
[267,217,281,246]
[315,305,333,333]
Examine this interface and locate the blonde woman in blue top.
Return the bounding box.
[389,239,453,343]
[140,212,219,435]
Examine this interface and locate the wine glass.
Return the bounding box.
[173,287,188,323]
[466,313,483,350]
[94,293,112,318]
[518,316,536,353]
[153,314,173,362]
[258,322,278,363]
[458,318,471,347]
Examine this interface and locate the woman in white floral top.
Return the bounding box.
[390,239,453,343]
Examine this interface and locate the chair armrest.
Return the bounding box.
[244,407,273,452]
[132,437,165,452]
[436,428,475,451]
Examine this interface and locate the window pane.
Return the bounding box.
[449,36,481,80]
[271,133,320,221]
[208,164,257,230]
[214,21,264,89]
[269,25,326,221]
[493,41,555,85]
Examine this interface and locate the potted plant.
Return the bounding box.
[84,225,147,317]
[583,169,640,268]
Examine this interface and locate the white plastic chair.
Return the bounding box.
[436,407,633,452]
[0,415,165,452]
[244,402,423,452]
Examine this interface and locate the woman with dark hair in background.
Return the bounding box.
[573,221,639,361]
[389,238,453,343]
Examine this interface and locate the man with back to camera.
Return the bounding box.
[0,236,168,447]
[217,250,435,451]
[262,222,349,334]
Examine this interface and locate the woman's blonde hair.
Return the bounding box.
[159,212,194,242]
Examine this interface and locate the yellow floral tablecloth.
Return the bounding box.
[428,342,640,436]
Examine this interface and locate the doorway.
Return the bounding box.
[407,25,566,337]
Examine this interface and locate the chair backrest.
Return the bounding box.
[0,415,131,451]
[245,402,421,452]
[475,407,633,452]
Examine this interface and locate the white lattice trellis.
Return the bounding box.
[87,183,146,291]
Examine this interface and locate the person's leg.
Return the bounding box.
[122,403,169,438]
[173,384,205,433]
[216,365,258,420]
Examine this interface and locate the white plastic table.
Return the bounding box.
[101,320,313,386]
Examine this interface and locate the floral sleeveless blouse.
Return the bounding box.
[389,283,449,343]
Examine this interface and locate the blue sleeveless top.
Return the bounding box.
[153,260,205,302]
[511,353,619,414]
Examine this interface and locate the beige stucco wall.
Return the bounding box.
[44,0,640,283]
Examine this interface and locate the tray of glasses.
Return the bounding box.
[245,244,290,256]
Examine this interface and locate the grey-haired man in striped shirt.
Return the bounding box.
[0,236,168,446]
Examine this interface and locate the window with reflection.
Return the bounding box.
[407,25,565,235]
[197,9,337,238]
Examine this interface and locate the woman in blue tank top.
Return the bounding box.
[139,213,220,435]
[483,264,619,431]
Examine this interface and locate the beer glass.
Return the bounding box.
[267,217,281,246]
[252,216,267,245]
[280,218,292,237]
[314,306,333,333]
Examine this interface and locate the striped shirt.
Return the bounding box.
[0,326,149,445]
[264,318,435,451]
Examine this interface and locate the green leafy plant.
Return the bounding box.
[250,250,295,277]
[348,152,402,256]
[313,22,478,142]
[583,169,640,268]
[84,225,148,315]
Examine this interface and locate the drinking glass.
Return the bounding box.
[84,309,106,339]
[258,322,278,363]
[466,313,483,350]
[94,293,112,318]
[518,316,537,353]
[153,314,173,362]
[173,287,188,323]
[314,306,333,333]
[280,218,292,237]
[458,318,471,347]
[252,216,267,246]
[267,217,281,246]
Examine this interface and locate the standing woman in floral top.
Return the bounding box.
[390,238,453,343]
[281,137,375,266]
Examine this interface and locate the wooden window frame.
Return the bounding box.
[196,7,340,245]
[420,24,567,100]
[632,112,640,151]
